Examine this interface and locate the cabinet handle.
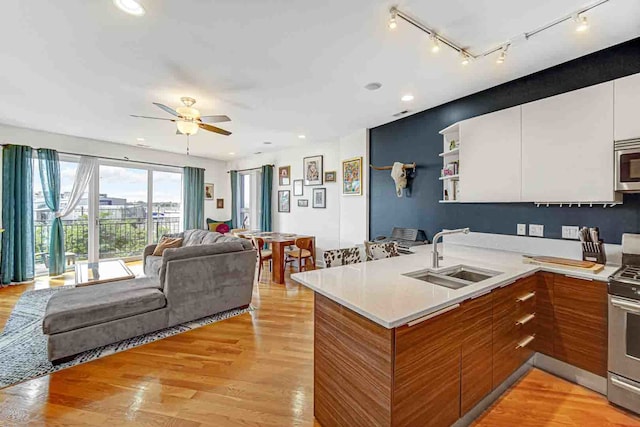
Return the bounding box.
[611,376,640,396]
[564,274,593,281]
[516,291,536,303]
[516,313,535,326]
[406,304,460,327]
[516,335,535,350]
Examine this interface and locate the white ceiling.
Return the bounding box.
[0,0,639,160]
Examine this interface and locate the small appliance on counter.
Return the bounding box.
[607,233,640,415]
[373,227,428,254]
[579,226,606,265]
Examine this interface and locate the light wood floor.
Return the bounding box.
[0,263,638,426]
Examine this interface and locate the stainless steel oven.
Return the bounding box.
[608,250,640,413]
[615,139,640,192]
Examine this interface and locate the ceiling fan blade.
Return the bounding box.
[199,123,231,136]
[131,115,176,121]
[199,115,231,123]
[153,102,180,117]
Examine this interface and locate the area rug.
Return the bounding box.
[0,286,254,389]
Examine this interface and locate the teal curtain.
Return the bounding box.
[37,149,65,276]
[230,170,239,229]
[183,166,205,230]
[1,145,34,284]
[260,165,273,232]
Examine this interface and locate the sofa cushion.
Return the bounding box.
[159,241,249,285]
[152,237,183,256]
[43,278,166,335]
[182,229,253,250]
[145,255,163,279]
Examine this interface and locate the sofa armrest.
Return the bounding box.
[143,244,158,273]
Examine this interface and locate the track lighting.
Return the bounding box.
[575,14,589,32]
[430,34,440,53]
[389,10,397,30]
[496,46,508,64]
[388,0,608,68]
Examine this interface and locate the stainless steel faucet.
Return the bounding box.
[431,228,470,268]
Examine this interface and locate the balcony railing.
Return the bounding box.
[34,217,181,266]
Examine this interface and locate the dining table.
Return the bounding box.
[242,232,316,285]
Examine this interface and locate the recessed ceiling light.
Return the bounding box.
[401,94,414,102]
[263,141,273,145]
[136,137,145,142]
[364,82,382,91]
[298,134,306,139]
[113,0,146,16]
[228,152,235,155]
[254,151,263,155]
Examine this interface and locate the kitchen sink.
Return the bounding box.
[439,265,501,283]
[403,265,502,290]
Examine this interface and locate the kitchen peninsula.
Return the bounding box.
[292,242,614,427]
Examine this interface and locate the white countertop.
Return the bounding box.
[291,243,618,329]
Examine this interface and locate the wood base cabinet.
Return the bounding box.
[553,275,608,377]
[460,292,494,414]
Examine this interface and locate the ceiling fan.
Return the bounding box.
[131,97,232,136]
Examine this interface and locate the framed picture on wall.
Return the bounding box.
[342,157,362,196]
[324,171,336,182]
[298,199,309,207]
[204,183,214,200]
[216,198,224,209]
[312,188,326,208]
[278,165,291,186]
[278,190,290,212]
[293,179,303,196]
[303,155,323,186]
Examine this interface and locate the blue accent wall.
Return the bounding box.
[369,37,640,244]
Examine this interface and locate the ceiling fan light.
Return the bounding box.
[113,0,146,16]
[177,121,199,136]
[176,106,200,119]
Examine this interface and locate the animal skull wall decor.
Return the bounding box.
[391,162,407,197]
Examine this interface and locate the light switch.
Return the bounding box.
[517,224,526,236]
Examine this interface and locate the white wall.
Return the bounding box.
[0,123,230,222]
[226,129,369,262]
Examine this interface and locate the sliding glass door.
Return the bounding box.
[33,156,183,274]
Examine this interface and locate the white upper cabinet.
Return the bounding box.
[459,107,522,202]
[614,72,640,141]
[521,82,615,202]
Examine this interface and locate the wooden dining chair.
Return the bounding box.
[285,237,316,272]
[251,237,272,281]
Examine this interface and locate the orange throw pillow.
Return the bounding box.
[152,237,183,256]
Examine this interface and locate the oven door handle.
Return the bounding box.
[611,297,640,314]
[611,376,640,396]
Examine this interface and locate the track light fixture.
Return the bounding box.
[430,34,440,53]
[388,10,397,30]
[388,0,608,67]
[575,13,589,32]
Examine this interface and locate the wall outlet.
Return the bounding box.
[517,224,526,236]
[529,224,544,237]
[562,225,580,240]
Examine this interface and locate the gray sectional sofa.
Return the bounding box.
[43,230,256,363]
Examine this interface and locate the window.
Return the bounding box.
[238,170,262,230]
[151,171,182,242]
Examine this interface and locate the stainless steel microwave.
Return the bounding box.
[616,139,640,192]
